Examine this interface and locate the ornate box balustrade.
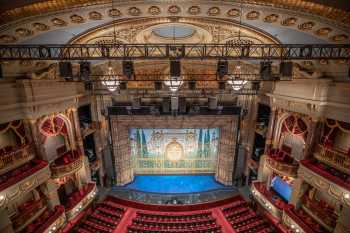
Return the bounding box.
[65,182,97,221]
[282,206,315,233]
[251,181,284,220]
[0,144,35,175]
[50,151,83,179]
[266,154,299,177]
[32,205,66,233]
[82,121,97,138]
[314,144,350,175]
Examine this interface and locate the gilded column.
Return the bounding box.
[40,180,60,211]
[71,108,85,155]
[27,119,46,160]
[264,106,277,153]
[304,117,320,159]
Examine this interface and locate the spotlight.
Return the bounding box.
[217,60,228,79]
[122,60,134,79]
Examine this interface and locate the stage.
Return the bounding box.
[111,175,237,204]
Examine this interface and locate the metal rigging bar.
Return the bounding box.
[0,43,349,60]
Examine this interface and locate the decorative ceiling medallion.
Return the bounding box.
[108,8,121,18]
[32,22,49,31]
[319,59,328,65]
[298,21,315,31]
[226,8,240,17]
[70,14,85,23]
[246,11,260,20]
[264,14,279,23]
[89,11,102,20]
[315,27,332,36]
[331,34,348,42]
[188,6,201,15]
[207,7,220,16]
[20,60,33,66]
[0,34,17,43]
[168,5,181,14]
[128,7,141,16]
[148,6,161,15]
[281,17,297,26]
[15,28,33,37]
[51,18,67,27]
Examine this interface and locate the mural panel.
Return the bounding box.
[130,128,220,174]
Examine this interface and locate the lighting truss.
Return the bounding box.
[0,43,349,60]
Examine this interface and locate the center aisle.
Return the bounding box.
[113,208,136,233]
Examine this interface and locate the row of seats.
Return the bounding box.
[222,199,275,233]
[75,200,125,233]
[127,225,221,233]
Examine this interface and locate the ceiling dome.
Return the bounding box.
[152,24,195,39]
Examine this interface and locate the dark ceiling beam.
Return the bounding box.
[0,43,349,60]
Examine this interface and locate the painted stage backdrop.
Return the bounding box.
[130,128,220,174]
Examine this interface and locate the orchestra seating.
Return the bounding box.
[221,199,275,233]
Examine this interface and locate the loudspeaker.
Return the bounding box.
[122,61,134,79]
[80,62,90,80]
[260,61,272,80]
[119,81,127,90]
[208,97,217,110]
[154,81,162,90]
[0,63,3,79]
[280,62,293,78]
[170,60,181,77]
[218,81,226,90]
[132,97,141,109]
[252,82,260,91]
[59,62,72,78]
[188,81,196,90]
[162,97,170,113]
[179,97,187,113]
[217,60,228,78]
[171,96,179,111]
[348,66,350,79]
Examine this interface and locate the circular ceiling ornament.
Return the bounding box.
[319,59,328,65]
[246,11,260,20]
[148,6,161,15]
[281,17,297,26]
[315,27,332,36]
[32,22,49,31]
[89,11,102,20]
[51,18,67,27]
[207,7,220,16]
[227,8,240,17]
[15,28,32,37]
[0,34,17,43]
[264,14,279,23]
[168,5,181,14]
[331,34,348,42]
[298,21,315,31]
[188,6,200,15]
[70,14,85,23]
[108,8,121,18]
[128,7,141,16]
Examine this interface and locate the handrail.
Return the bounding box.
[314,144,350,175]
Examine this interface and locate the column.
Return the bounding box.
[304,117,320,159]
[71,108,85,156]
[40,180,60,211]
[264,106,277,153]
[27,119,46,160]
[289,178,305,207]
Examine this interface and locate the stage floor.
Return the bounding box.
[122,175,228,194]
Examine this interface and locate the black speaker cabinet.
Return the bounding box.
[119,81,127,90]
[217,60,228,78]
[170,60,181,77]
[188,81,196,90]
[59,62,73,78]
[122,61,134,79]
[280,62,293,78]
[260,61,272,80]
[80,62,91,80]
[218,81,226,90]
[162,97,170,113]
[179,97,187,113]
[154,81,162,90]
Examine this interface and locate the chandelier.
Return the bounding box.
[102,64,120,92]
[227,79,248,91]
[164,76,183,92]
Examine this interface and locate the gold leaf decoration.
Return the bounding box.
[227,8,240,17]
[32,22,49,31]
[264,14,279,23]
[281,17,297,26]
[188,6,201,15]
[51,18,67,27]
[207,7,220,16]
[128,7,141,16]
[108,8,121,18]
[70,14,85,23]
[89,11,102,20]
[246,11,260,20]
[148,6,161,15]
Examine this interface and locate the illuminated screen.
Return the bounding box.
[130,128,220,174]
[271,176,292,202]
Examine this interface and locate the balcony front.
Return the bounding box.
[50,150,83,179]
[0,160,50,207]
[265,149,299,177]
[65,182,97,221]
[314,144,350,175]
[81,121,97,138]
[0,144,35,175]
[251,181,286,219]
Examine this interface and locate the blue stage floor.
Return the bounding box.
[121,175,228,194]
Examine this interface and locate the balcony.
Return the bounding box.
[65,182,97,221]
[283,205,324,233]
[0,160,50,207]
[251,181,286,219]
[265,149,299,177]
[82,122,97,138]
[23,205,66,233]
[314,144,350,175]
[0,144,35,175]
[12,198,47,232]
[51,150,83,179]
[299,160,350,207]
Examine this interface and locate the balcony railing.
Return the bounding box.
[283,206,317,233]
[81,122,97,138]
[65,182,97,221]
[51,150,83,178]
[251,181,285,219]
[0,144,35,175]
[314,144,350,175]
[266,153,299,177]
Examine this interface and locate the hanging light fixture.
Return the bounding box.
[227,80,247,91]
[102,63,120,92]
[164,76,183,92]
